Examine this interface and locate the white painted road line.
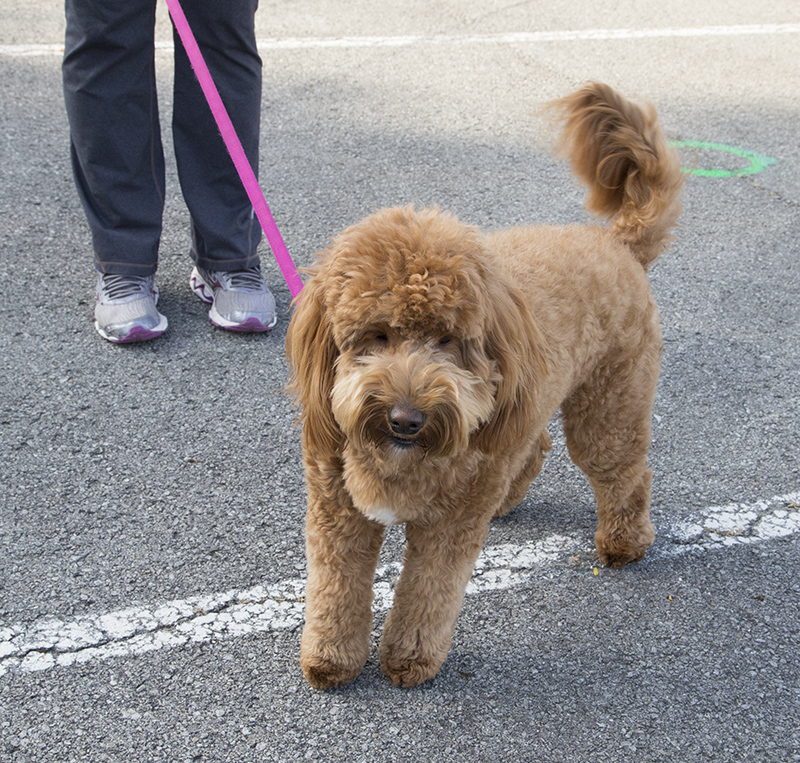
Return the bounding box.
[1,491,797,678]
[2,24,799,57]
[251,24,800,50]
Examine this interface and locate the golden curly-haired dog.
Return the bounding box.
[286,82,684,689]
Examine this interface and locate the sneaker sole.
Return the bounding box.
[95,316,168,344]
[209,306,276,333]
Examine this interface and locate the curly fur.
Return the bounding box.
[286,82,684,689]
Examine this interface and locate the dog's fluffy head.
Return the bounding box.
[287,206,545,511]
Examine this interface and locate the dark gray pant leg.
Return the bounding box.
[172,0,263,272]
[63,0,164,276]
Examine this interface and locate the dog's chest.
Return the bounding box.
[360,505,401,526]
[341,445,490,525]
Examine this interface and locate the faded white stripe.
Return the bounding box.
[251,24,800,50]
[2,24,799,57]
[1,490,797,677]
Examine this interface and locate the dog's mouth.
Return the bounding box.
[387,433,421,450]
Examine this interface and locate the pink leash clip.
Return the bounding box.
[164,0,303,299]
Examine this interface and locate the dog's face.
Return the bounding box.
[286,206,545,517]
[329,304,498,463]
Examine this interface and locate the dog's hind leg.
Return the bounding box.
[495,430,552,517]
[561,350,660,567]
[301,495,385,689]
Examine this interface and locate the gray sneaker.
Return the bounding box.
[94,273,168,343]
[189,265,277,332]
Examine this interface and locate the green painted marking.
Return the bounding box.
[670,140,777,178]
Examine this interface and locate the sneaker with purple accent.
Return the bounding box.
[94,273,168,343]
[189,265,277,332]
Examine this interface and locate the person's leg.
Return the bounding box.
[172,0,262,271]
[173,0,274,331]
[63,0,164,276]
[64,0,168,342]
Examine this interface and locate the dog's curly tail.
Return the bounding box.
[550,82,684,269]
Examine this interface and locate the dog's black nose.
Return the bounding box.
[388,405,426,436]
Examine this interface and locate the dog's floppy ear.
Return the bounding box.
[285,270,344,455]
[473,277,547,452]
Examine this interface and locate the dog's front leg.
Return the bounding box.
[379,513,491,687]
[301,494,385,689]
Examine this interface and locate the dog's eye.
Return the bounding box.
[364,331,388,347]
[439,337,452,346]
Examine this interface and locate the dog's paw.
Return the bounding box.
[595,525,654,567]
[379,648,443,688]
[301,656,362,690]
[597,544,646,568]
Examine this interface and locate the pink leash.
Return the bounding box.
[164,0,304,299]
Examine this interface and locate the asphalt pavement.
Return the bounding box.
[1,1,799,761]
